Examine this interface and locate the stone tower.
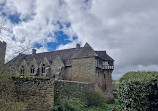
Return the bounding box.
[0,41,7,67]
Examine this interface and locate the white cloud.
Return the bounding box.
[5,0,36,19]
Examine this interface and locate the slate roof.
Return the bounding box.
[71,43,98,59]
[6,43,114,66]
[6,54,27,67]
[95,51,114,61]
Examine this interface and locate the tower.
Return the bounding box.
[0,41,7,67]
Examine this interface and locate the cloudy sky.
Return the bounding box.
[0,0,158,80]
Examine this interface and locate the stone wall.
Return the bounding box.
[97,68,106,92]
[0,41,6,67]
[104,70,114,101]
[13,77,54,111]
[54,80,95,100]
[71,57,97,82]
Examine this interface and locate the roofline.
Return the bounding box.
[28,47,85,56]
[70,56,97,60]
[95,56,114,61]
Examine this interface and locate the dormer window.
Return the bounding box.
[20,66,25,74]
[42,64,45,73]
[30,65,35,74]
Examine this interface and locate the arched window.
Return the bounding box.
[20,66,25,75]
[42,64,45,73]
[30,65,35,74]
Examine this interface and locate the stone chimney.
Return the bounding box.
[76,44,80,49]
[32,49,36,54]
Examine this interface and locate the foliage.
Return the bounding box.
[54,82,108,110]
[0,69,27,111]
[52,98,120,111]
[112,81,120,99]
[120,71,158,82]
[113,90,118,99]
[84,89,106,107]
[118,71,158,111]
[51,97,85,111]
[86,99,120,111]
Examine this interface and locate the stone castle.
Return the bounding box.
[0,41,114,103]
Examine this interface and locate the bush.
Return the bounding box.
[118,71,158,111]
[53,89,107,110]
[0,69,27,111]
[84,90,106,107]
[54,81,107,110]
[51,97,85,111]
[85,99,120,111]
[54,84,107,110]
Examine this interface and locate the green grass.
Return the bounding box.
[112,81,120,85]
[86,99,120,111]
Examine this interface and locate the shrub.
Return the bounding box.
[0,69,27,111]
[118,71,158,111]
[84,89,106,107]
[54,81,107,109]
[51,97,85,111]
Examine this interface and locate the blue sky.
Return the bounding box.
[1,0,158,80]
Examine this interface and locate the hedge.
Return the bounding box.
[118,71,158,111]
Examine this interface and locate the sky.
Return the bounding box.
[0,0,158,80]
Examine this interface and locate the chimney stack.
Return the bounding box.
[32,49,36,54]
[76,44,80,49]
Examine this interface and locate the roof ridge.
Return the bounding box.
[27,47,84,56]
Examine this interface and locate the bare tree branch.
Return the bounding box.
[0,17,35,73]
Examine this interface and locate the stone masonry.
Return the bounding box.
[13,77,54,111]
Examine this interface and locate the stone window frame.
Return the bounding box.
[30,65,35,74]
[20,66,25,75]
[42,64,46,73]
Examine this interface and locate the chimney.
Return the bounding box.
[76,44,80,49]
[32,49,36,54]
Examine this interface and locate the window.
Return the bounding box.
[105,84,106,90]
[20,66,25,74]
[108,61,113,66]
[104,74,106,79]
[42,64,45,73]
[103,61,108,65]
[30,65,35,74]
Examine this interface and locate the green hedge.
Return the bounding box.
[118,71,158,111]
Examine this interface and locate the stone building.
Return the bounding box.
[1,41,114,99]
